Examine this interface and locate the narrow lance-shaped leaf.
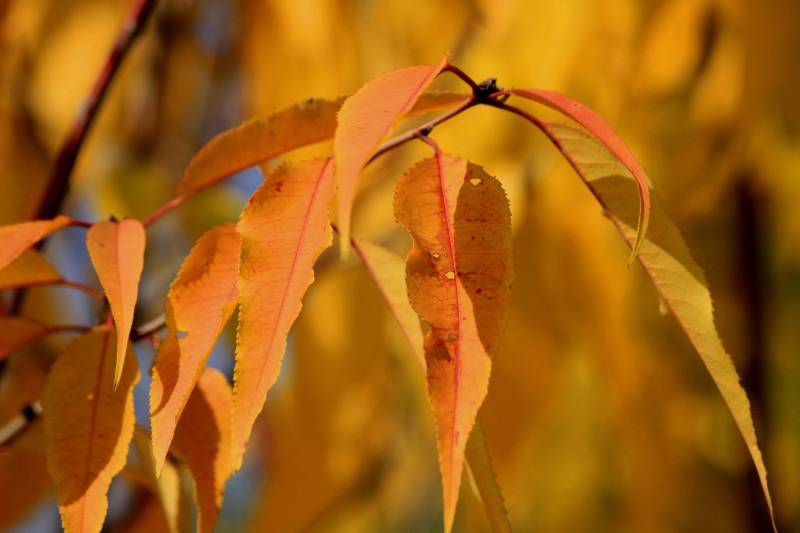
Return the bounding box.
[175,91,466,197]
[335,56,449,255]
[150,223,240,474]
[0,215,70,271]
[353,238,513,533]
[508,88,651,261]
[171,368,233,533]
[0,250,61,290]
[542,121,776,531]
[43,327,140,533]
[395,155,513,533]
[231,157,336,471]
[86,220,146,388]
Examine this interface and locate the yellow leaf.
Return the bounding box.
[0,316,49,360]
[86,219,146,388]
[395,155,512,532]
[335,57,448,256]
[0,249,61,290]
[0,215,70,271]
[171,368,233,533]
[464,422,512,533]
[232,158,336,470]
[544,121,776,531]
[150,223,240,474]
[43,327,140,533]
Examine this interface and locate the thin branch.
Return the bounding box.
[132,314,167,342]
[142,195,184,227]
[442,63,480,93]
[58,279,105,302]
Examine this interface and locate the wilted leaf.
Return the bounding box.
[508,88,651,261]
[232,157,336,470]
[543,121,775,530]
[0,249,61,290]
[395,155,512,532]
[0,316,49,360]
[86,219,146,388]
[171,368,233,533]
[43,327,140,533]
[335,57,448,255]
[150,223,240,474]
[0,215,70,271]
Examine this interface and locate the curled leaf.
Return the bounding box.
[542,121,775,531]
[335,56,448,255]
[86,220,146,388]
[43,327,140,533]
[0,215,70,271]
[395,155,512,532]
[150,223,240,474]
[508,88,651,262]
[231,158,336,471]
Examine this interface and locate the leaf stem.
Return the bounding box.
[442,63,481,93]
[142,195,185,227]
[58,279,105,302]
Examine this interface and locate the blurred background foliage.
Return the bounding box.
[0,0,798,531]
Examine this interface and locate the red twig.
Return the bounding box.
[142,195,184,227]
[58,279,105,302]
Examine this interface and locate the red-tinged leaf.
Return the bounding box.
[0,215,70,271]
[171,368,233,533]
[0,316,49,360]
[43,327,140,533]
[352,239,513,533]
[0,250,61,290]
[150,223,240,474]
[542,121,776,531]
[335,57,449,255]
[231,158,336,470]
[395,155,512,533]
[508,88,651,261]
[86,219,146,388]
[174,91,467,198]
[351,238,425,367]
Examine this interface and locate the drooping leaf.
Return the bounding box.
[353,238,513,533]
[508,88,651,261]
[335,57,448,255]
[395,155,513,532]
[0,316,49,360]
[86,219,146,388]
[231,157,336,470]
[150,223,240,474]
[171,368,233,533]
[175,91,465,197]
[0,215,70,271]
[0,249,61,290]
[43,327,140,533]
[542,121,775,530]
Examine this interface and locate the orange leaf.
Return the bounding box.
[43,327,140,533]
[395,155,512,533]
[0,215,70,271]
[0,249,61,290]
[171,368,233,533]
[0,423,51,530]
[231,158,336,471]
[150,223,240,474]
[334,57,448,256]
[0,316,49,360]
[86,219,146,388]
[508,88,651,261]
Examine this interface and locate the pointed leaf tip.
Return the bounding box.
[86,219,146,388]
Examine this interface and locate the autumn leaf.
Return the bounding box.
[0,250,61,290]
[542,121,776,531]
[395,155,513,532]
[335,56,448,256]
[464,423,512,533]
[175,91,465,198]
[150,223,240,474]
[171,367,233,533]
[0,422,51,530]
[231,157,336,470]
[0,215,70,271]
[86,219,146,388]
[0,316,49,360]
[507,88,651,262]
[43,327,140,533]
